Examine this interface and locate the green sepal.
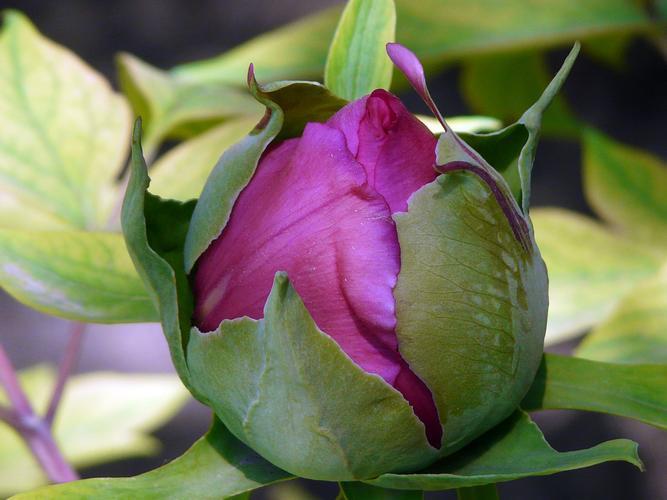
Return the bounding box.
[187,273,437,481]
[121,119,199,397]
[12,418,292,499]
[364,410,641,491]
[183,75,345,272]
[393,169,547,456]
[456,43,580,213]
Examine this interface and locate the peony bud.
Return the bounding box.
[168,45,547,481]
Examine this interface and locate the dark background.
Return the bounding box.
[1,1,666,499]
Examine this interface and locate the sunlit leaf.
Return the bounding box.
[0,11,130,231]
[532,208,664,344]
[576,264,667,364]
[0,229,156,322]
[149,117,258,201]
[0,366,189,496]
[365,411,640,490]
[173,0,658,86]
[324,0,396,100]
[417,115,502,134]
[522,354,667,429]
[117,53,261,151]
[583,128,667,247]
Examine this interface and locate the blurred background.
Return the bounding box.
[1,0,665,498]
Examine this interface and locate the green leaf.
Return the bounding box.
[531,208,664,344]
[324,0,396,100]
[186,273,436,481]
[393,168,547,455]
[461,51,579,139]
[418,115,502,135]
[11,417,290,500]
[339,482,422,499]
[183,78,345,272]
[365,411,641,490]
[576,264,667,364]
[456,484,498,500]
[522,354,667,429]
[0,10,131,230]
[149,117,259,201]
[0,366,189,496]
[117,53,261,151]
[583,128,667,247]
[173,0,656,87]
[0,229,156,322]
[0,11,160,323]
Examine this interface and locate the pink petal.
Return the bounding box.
[194,122,403,383]
[327,89,437,213]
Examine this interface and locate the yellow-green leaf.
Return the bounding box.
[0,11,131,231]
[0,229,156,322]
[0,366,189,497]
[149,117,259,201]
[532,208,664,344]
[324,0,396,100]
[576,264,667,364]
[583,129,667,247]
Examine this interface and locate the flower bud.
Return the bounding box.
[182,45,548,480]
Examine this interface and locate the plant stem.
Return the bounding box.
[45,322,86,426]
[0,341,79,483]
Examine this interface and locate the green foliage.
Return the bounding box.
[0,366,189,496]
[522,354,667,429]
[0,11,155,322]
[11,418,290,500]
[324,0,396,99]
[365,411,640,490]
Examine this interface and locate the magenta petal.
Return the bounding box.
[193,122,404,384]
[327,89,437,213]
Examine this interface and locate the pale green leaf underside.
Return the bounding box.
[1,366,189,496]
[324,0,396,100]
[366,410,640,490]
[583,128,667,247]
[11,417,290,500]
[173,0,656,86]
[576,264,667,364]
[0,229,156,322]
[532,208,664,344]
[0,11,131,231]
[522,354,667,430]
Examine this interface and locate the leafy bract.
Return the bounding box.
[531,208,664,344]
[576,264,667,364]
[583,128,667,247]
[365,411,641,490]
[324,0,396,100]
[187,273,436,481]
[461,51,579,139]
[0,366,189,496]
[522,354,667,430]
[11,417,290,500]
[0,11,158,322]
